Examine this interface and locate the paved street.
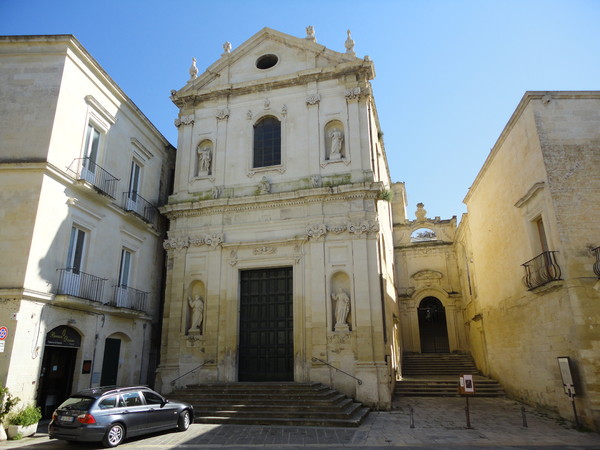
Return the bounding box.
[1,397,599,449]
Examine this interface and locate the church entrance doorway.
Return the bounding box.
[37,326,80,418]
[418,297,450,353]
[238,267,293,381]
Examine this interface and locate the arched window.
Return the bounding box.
[253,116,281,168]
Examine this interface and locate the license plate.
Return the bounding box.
[59,415,74,422]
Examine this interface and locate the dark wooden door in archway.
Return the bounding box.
[238,267,293,381]
[418,297,450,353]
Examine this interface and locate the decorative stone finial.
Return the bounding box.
[305,25,316,42]
[222,41,232,55]
[345,30,355,57]
[189,57,198,80]
[415,203,427,221]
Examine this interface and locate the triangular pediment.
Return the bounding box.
[176,27,366,97]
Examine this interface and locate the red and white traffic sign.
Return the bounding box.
[0,326,8,340]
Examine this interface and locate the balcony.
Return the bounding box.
[122,191,158,228]
[522,251,562,290]
[108,285,148,312]
[69,158,119,199]
[56,268,107,303]
[593,246,600,278]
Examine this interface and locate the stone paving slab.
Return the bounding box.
[1,397,598,449]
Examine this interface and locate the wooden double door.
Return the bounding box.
[238,267,293,381]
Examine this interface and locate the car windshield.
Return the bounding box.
[57,396,94,411]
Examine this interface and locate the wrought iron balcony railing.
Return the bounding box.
[68,157,119,199]
[122,191,158,227]
[522,251,562,290]
[108,285,148,312]
[592,246,600,278]
[56,268,107,303]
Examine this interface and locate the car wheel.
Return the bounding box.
[177,410,191,431]
[102,423,125,448]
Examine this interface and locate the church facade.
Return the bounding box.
[157,28,400,408]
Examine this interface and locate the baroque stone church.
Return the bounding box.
[157,27,399,408]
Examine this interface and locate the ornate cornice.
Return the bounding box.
[162,184,382,219]
[173,61,374,108]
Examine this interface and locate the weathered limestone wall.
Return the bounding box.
[460,93,600,430]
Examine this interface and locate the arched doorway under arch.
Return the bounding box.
[418,297,450,353]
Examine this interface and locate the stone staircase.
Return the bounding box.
[395,353,504,397]
[167,382,369,427]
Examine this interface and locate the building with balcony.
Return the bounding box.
[455,92,600,430]
[0,35,175,417]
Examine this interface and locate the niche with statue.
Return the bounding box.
[330,272,352,332]
[186,281,205,335]
[324,120,345,161]
[195,140,213,177]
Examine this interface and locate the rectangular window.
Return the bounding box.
[118,249,132,287]
[253,117,281,168]
[535,217,549,253]
[82,124,101,176]
[67,226,86,274]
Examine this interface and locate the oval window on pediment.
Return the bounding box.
[411,228,437,242]
[256,54,278,70]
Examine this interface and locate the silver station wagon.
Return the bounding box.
[48,386,193,447]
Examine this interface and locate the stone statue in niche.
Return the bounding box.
[332,287,350,331]
[329,128,343,160]
[197,144,212,176]
[188,295,204,333]
[258,176,270,194]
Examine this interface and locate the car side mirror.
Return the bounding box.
[161,399,170,407]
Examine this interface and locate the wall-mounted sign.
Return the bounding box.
[557,356,576,397]
[45,326,81,348]
[82,360,92,374]
[0,326,8,340]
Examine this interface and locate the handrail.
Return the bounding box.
[311,357,363,385]
[171,359,215,387]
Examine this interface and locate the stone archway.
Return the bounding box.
[417,296,450,353]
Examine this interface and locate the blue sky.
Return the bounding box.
[2,0,599,220]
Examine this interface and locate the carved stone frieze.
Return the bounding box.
[306,93,321,106]
[254,246,276,255]
[307,223,327,239]
[174,115,194,128]
[328,333,351,345]
[205,233,224,249]
[306,221,379,239]
[344,87,361,101]
[216,108,230,120]
[229,250,238,267]
[327,224,348,234]
[163,236,190,250]
[164,233,224,250]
